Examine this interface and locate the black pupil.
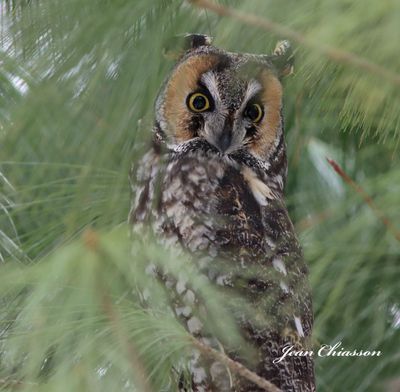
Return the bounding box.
[245,104,261,121]
[193,95,206,110]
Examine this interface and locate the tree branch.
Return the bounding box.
[190,336,282,392]
[188,0,400,88]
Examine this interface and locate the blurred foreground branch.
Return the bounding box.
[189,0,400,88]
[83,229,154,392]
[101,294,154,392]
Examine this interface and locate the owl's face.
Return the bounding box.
[155,35,293,162]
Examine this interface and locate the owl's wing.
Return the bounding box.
[213,166,315,391]
[241,198,315,392]
[214,165,315,391]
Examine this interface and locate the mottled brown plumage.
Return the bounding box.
[130,35,314,391]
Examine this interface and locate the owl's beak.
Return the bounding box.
[215,120,233,153]
[216,130,232,153]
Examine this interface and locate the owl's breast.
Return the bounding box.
[156,149,281,259]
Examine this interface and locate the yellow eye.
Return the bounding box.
[187,92,211,113]
[244,103,264,123]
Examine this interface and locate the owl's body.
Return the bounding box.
[130,35,315,391]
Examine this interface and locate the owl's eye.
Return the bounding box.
[187,92,211,113]
[244,103,264,123]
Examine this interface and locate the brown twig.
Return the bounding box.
[327,158,400,242]
[188,0,400,88]
[190,336,282,392]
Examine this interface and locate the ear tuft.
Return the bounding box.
[184,33,213,50]
[163,33,213,60]
[271,40,294,78]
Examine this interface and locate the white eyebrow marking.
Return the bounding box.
[242,79,262,107]
[200,71,221,106]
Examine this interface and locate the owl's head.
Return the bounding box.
[154,34,293,165]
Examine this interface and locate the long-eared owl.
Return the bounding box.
[130,34,315,392]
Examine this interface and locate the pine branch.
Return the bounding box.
[190,336,282,392]
[83,229,154,392]
[188,0,400,88]
[327,158,400,242]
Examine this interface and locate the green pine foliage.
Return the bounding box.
[1,0,399,390]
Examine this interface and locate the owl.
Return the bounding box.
[130,34,315,392]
